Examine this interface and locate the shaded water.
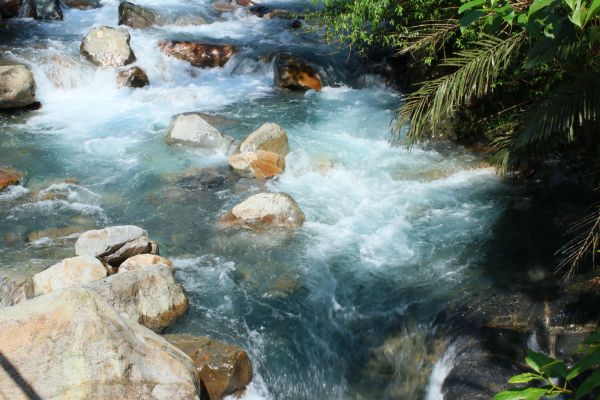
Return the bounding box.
[0,1,522,398]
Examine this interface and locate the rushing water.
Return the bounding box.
[0,1,517,398]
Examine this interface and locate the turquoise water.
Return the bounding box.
[0,2,513,398]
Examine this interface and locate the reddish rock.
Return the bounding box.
[229,150,285,179]
[159,41,236,68]
[0,166,21,191]
[273,53,322,91]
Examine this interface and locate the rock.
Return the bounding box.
[0,166,22,191]
[117,66,149,88]
[165,112,236,153]
[86,264,188,331]
[171,14,207,26]
[60,0,99,9]
[212,1,236,12]
[32,255,107,296]
[164,334,253,400]
[263,8,292,19]
[229,150,285,178]
[118,1,160,29]
[119,253,173,273]
[173,166,234,192]
[39,54,91,89]
[75,225,151,266]
[273,53,322,91]
[19,0,62,20]
[159,41,236,68]
[235,0,254,6]
[80,26,136,67]
[0,65,36,110]
[222,192,304,229]
[0,288,201,399]
[0,276,33,307]
[0,0,21,17]
[238,122,289,158]
[26,225,90,242]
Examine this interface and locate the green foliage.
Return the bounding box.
[494,328,600,400]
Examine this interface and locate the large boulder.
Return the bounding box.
[19,0,62,20]
[117,66,149,88]
[0,288,201,399]
[60,0,99,9]
[238,122,289,159]
[75,225,154,267]
[164,334,253,400]
[229,150,285,178]
[80,26,136,67]
[32,255,107,296]
[0,166,22,191]
[0,65,36,110]
[86,264,188,331]
[221,192,304,229]
[118,1,159,29]
[159,41,236,68]
[273,53,322,91]
[165,112,235,153]
[119,253,173,273]
[0,0,21,17]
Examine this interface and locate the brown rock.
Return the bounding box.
[117,66,149,88]
[119,253,173,273]
[118,1,160,29]
[0,0,21,17]
[238,122,289,158]
[212,1,236,12]
[221,192,304,229]
[159,41,236,68]
[235,0,254,5]
[61,0,99,9]
[164,334,253,400]
[274,53,322,91]
[0,166,21,191]
[229,150,285,178]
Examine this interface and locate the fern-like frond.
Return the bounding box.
[392,32,527,145]
[391,20,458,56]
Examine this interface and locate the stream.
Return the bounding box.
[0,1,524,398]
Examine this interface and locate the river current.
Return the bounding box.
[0,1,514,398]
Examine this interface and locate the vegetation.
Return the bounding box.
[309,0,600,277]
[493,328,600,399]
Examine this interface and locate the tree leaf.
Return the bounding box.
[525,351,555,373]
[459,9,486,30]
[459,0,487,14]
[568,348,600,380]
[528,0,554,16]
[492,388,549,400]
[508,373,544,383]
[540,360,569,378]
[585,0,600,25]
[575,369,600,399]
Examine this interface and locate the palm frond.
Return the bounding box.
[392,32,527,145]
[391,20,458,56]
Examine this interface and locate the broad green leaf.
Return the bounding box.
[575,369,600,399]
[508,373,544,384]
[526,351,556,373]
[567,348,600,380]
[528,0,554,16]
[540,360,569,378]
[569,4,584,28]
[564,0,577,10]
[517,13,528,25]
[495,3,516,23]
[492,388,549,400]
[459,9,486,30]
[459,0,487,14]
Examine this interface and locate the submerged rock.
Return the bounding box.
[0,288,201,399]
[32,255,107,296]
[0,65,36,110]
[159,41,236,68]
[165,112,236,153]
[222,192,304,229]
[75,225,153,266]
[86,264,188,331]
[0,166,22,191]
[60,0,99,9]
[229,150,285,178]
[80,26,136,67]
[117,66,149,88]
[118,1,160,29]
[273,53,322,91]
[119,253,173,273]
[238,122,289,158]
[164,334,253,400]
[212,1,236,12]
[19,0,63,20]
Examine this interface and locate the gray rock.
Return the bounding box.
[75,225,148,264]
[80,26,136,67]
[32,255,107,296]
[0,65,36,110]
[118,1,160,29]
[19,0,62,20]
[102,235,152,266]
[117,66,149,88]
[165,112,236,153]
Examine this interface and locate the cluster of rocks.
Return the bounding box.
[0,225,254,399]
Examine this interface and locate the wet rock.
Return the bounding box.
[165,112,236,153]
[0,0,21,17]
[236,0,254,6]
[264,275,298,298]
[117,66,149,88]
[171,14,207,26]
[159,41,236,68]
[174,166,234,192]
[75,225,151,266]
[229,150,285,179]
[164,334,253,400]
[19,0,62,20]
[0,166,22,191]
[263,8,292,19]
[119,253,173,273]
[0,288,201,399]
[39,54,92,89]
[32,255,107,296]
[273,53,322,91]
[80,26,136,67]
[212,1,236,12]
[118,1,159,29]
[221,192,304,229]
[238,122,289,158]
[0,276,33,307]
[60,0,99,9]
[86,264,188,331]
[0,65,36,110]
[27,225,91,242]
